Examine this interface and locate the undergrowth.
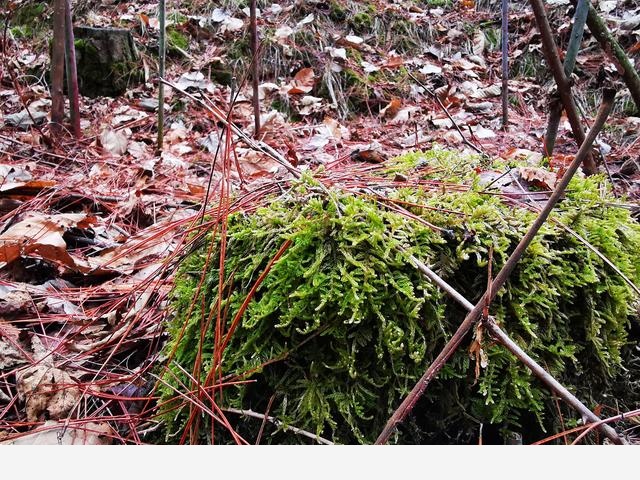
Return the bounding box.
[159,149,640,444]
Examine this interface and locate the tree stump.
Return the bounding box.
[73,26,143,97]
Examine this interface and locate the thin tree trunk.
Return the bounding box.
[64,0,81,138]
[544,0,589,156]
[578,0,640,112]
[250,0,260,138]
[501,0,509,129]
[529,0,596,173]
[51,0,66,135]
[157,0,166,151]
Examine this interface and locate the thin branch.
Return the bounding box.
[375,88,616,444]
[250,0,260,138]
[402,238,625,444]
[223,408,334,445]
[157,0,166,151]
[501,0,509,129]
[50,0,66,135]
[64,0,80,138]
[408,71,484,155]
[575,0,640,112]
[482,317,624,444]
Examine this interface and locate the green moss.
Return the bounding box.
[328,0,347,22]
[425,0,453,7]
[350,12,373,34]
[226,37,250,61]
[9,2,48,38]
[13,2,47,25]
[160,149,640,444]
[167,27,189,52]
[483,27,501,52]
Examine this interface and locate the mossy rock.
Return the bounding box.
[160,150,640,444]
[73,26,143,98]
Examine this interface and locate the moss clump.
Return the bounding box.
[167,27,189,53]
[7,2,48,39]
[350,12,373,34]
[13,1,47,25]
[160,149,640,444]
[328,0,347,22]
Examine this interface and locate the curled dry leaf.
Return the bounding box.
[379,98,402,120]
[0,320,27,369]
[518,166,558,190]
[16,364,82,421]
[3,420,113,445]
[287,68,315,94]
[0,213,97,272]
[99,128,129,156]
[470,84,501,99]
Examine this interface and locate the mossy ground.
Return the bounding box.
[159,149,640,444]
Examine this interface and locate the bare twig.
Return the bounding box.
[157,0,166,151]
[51,0,66,135]
[223,408,334,445]
[64,0,80,138]
[402,241,625,443]
[375,88,616,445]
[482,318,625,444]
[250,0,260,138]
[574,0,640,112]
[408,72,484,155]
[501,0,509,129]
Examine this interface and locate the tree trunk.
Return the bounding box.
[51,0,66,135]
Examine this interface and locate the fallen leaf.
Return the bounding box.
[518,166,557,190]
[379,98,402,120]
[287,68,315,94]
[384,54,404,69]
[17,363,82,421]
[99,128,129,156]
[472,29,485,56]
[3,420,112,445]
[0,213,97,272]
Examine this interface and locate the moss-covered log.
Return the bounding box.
[160,150,640,444]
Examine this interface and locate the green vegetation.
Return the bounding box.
[8,1,48,39]
[167,27,189,52]
[160,150,640,444]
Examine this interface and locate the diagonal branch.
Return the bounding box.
[402,250,625,444]
[375,88,616,445]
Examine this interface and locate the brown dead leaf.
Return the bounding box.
[379,98,402,120]
[518,167,557,190]
[17,364,82,421]
[350,146,387,164]
[0,213,97,272]
[0,319,27,369]
[2,420,113,445]
[287,68,315,94]
[383,55,404,69]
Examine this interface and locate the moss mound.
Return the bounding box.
[160,150,640,444]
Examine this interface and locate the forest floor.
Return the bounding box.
[0,0,639,444]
